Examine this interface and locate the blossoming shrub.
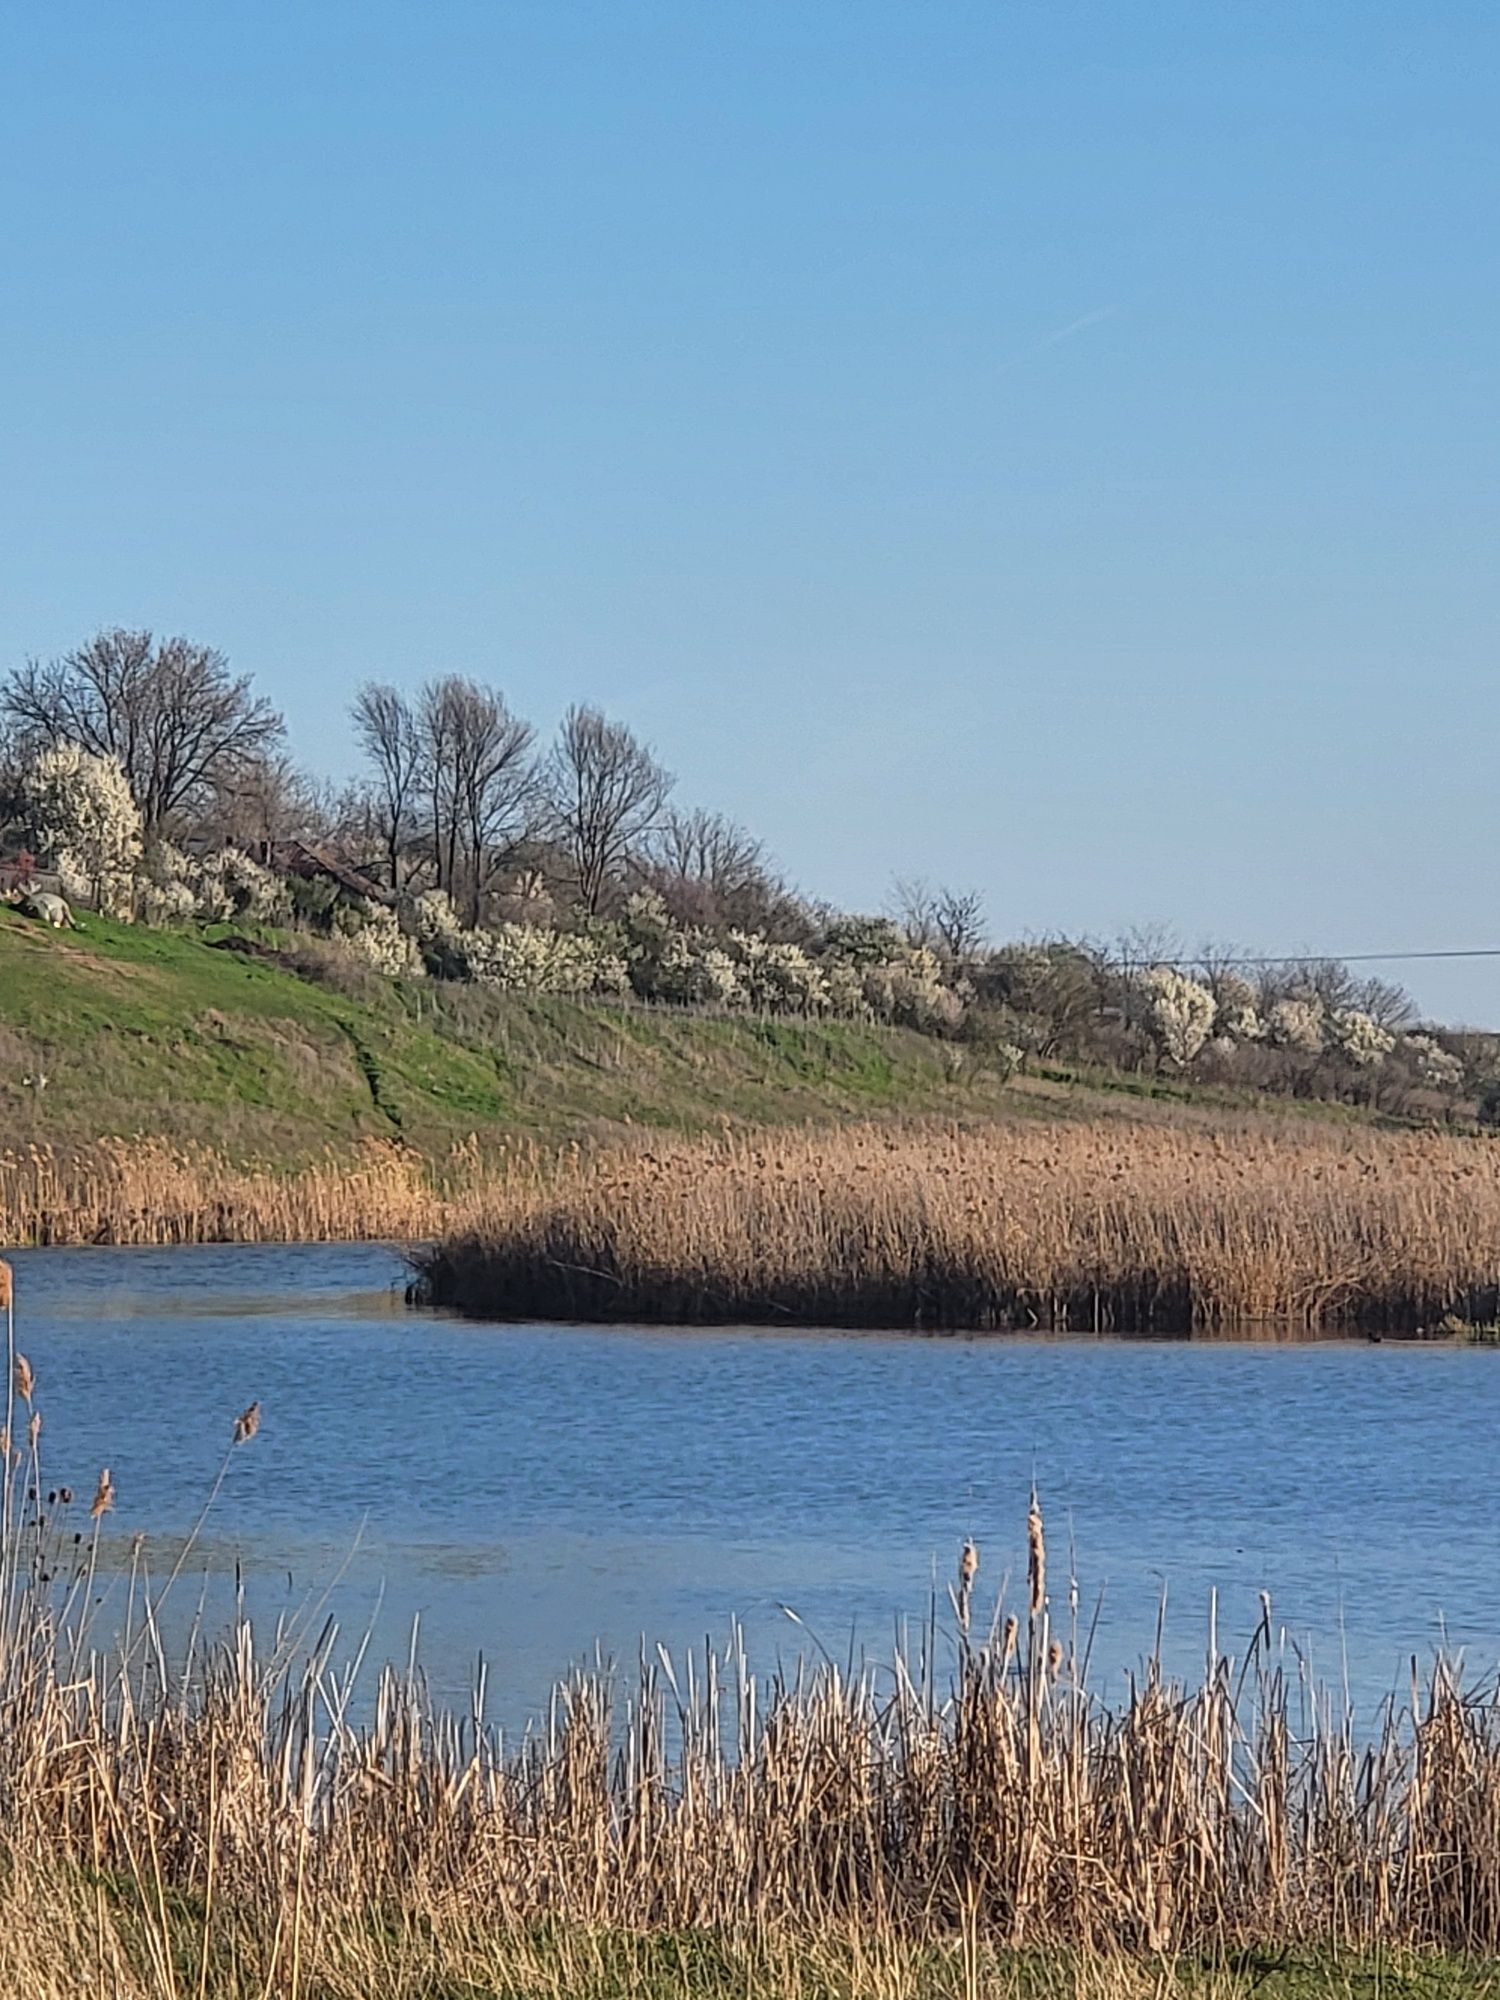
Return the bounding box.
[861,951,964,1033]
[332,900,425,976]
[21,743,142,918]
[623,891,747,1007]
[193,849,292,924]
[135,842,198,925]
[1404,1033,1464,1092]
[1212,972,1265,1044]
[1142,966,1216,1066]
[1265,996,1326,1055]
[405,889,626,995]
[1328,1008,1395,1069]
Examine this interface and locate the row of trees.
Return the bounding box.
[351,681,672,922]
[0,630,805,937]
[0,626,1483,1114]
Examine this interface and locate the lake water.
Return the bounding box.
[9,1241,1499,1732]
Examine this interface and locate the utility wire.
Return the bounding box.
[1111,947,1500,970]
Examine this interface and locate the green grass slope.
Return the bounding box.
[0,910,1018,1161]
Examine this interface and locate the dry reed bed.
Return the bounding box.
[0,1135,515,1246]
[9,1472,1500,1981]
[416,1118,1500,1332]
[1,1266,1500,1994]
[9,1118,1500,1336]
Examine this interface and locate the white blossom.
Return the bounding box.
[1142,966,1216,1066]
[22,742,142,919]
[1265,996,1325,1054]
[1404,1033,1464,1091]
[1328,1008,1395,1068]
[336,902,424,976]
[1212,972,1265,1042]
[193,849,290,924]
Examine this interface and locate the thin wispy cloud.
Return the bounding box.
[1034,303,1120,351]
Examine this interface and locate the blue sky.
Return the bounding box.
[3,3,1496,1017]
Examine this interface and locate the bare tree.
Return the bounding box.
[416,677,536,922]
[352,683,422,891]
[447,679,536,925]
[891,878,986,959]
[645,807,774,928]
[211,751,330,857]
[545,705,672,914]
[890,877,939,949]
[417,680,462,897]
[932,887,986,960]
[1351,973,1417,1030]
[2,629,283,835]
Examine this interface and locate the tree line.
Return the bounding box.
[2,625,1486,1118]
[0,628,814,941]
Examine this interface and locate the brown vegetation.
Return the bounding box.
[0,1136,485,1246]
[415,1116,1500,1333]
[3,1262,1500,1995]
[7,1443,1500,1989]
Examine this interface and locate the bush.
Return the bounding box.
[193,849,291,924]
[332,900,424,977]
[1328,1008,1395,1070]
[21,742,142,918]
[725,932,829,1013]
[135,841,197,926]
[1406,1033,1465,1093]
[1142,966,1215,1067]
[1266,997,1325,1055]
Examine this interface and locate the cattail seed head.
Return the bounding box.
[233,1401,261,1445]
[1048,1638,1065,1681]
[0,1260,12,1311]
[12,1353,33,1401]
[959,1540,979,1586]
[1000,1614,1019,1665]
[90,1468,115,1520]
[1027,1492,1046,1618]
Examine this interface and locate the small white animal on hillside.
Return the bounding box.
[14,890,74,929]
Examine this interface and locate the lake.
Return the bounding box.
[9,1241,1498,1731]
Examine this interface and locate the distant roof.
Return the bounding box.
[267,840,389,903]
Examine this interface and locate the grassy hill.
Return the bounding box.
[0,909,1027,1163]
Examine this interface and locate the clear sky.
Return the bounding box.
[3,3,1496,1019]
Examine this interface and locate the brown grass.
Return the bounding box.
[415,1117,1500,1333]
[0,1135,497,1246]
[10,1115,1500,1338]
[2,1267,1500,1994]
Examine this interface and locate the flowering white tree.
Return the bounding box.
[22,742,142,918]
[1328,1008,1395,1069]
[1404,1033,1464,1091]
[1212,972,1265,1043]
[1142,966,1216,1066]
[1266,996,1325,1054]
[726,932,830,1013]
[191,848,290,924]
[333,902,424,976]
[135,841,198,925]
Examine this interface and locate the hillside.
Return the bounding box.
[0,909,1028,1163]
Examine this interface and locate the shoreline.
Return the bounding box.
[8,1119,1500,1342]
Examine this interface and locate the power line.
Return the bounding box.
[1113,948,1500,970]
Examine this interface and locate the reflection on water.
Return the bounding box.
[10,1242,1500,1733]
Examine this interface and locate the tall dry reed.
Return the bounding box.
[0,1262,1498,1994]
[0,1134,534,1247]
[417,1118,1500,1332]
